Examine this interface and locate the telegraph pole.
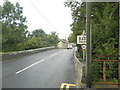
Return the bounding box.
[86,2,92,88]
[118,1,120,80]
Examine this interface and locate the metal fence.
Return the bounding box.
[92,55,120,88]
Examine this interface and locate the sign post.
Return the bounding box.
[77,30,86,45]
[81,45,86,61]
[77,30,86,61]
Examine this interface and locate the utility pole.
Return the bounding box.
[118,1,120,83]
[86,2,92,88]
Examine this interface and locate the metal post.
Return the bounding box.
[90,15,93,64]
[83,49,86,61]
[86,2,92,88]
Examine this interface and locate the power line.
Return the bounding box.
[28,0,57,31]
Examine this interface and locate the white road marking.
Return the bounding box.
[48,53,58,58]
[15,51,64,74]
[16,59,45,74]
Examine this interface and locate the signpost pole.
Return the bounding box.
[83,50,85,61]
[82,45,86,61]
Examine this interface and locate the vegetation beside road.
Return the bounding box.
[0,1,59,52]
[65,1,119,84]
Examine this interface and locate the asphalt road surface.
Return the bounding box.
[2,49,76,88]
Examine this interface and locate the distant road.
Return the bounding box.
[2,49,76,88]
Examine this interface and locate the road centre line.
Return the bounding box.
[48,50,64,58]
[15,51,64,74]
[48,53,58,58]
[16,59,45,74]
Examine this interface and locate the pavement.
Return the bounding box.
[2,49,76,88]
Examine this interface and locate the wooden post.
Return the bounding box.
[118,1,120,81]
[103,61,106,82]
[86,2,92,88]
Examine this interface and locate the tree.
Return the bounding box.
[65,1,119,81]
[65,2,118,55]
[31,29,46,38]
[1,1,59,52]
[48,31,59,46]
[68,33,76,43]
[18,30,59,50]
[92,2,119,55]
[65,2,86,52]
[1,0,28,51]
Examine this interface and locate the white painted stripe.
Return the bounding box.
[15,51,63,74]
[16,59,45,74]
[48,53,57,58]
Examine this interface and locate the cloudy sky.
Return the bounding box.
[1,0,74,39]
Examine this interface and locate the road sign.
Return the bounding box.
[81,45,86,50]
[77,35,86,44]
[77,30,86,44]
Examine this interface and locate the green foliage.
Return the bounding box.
[1,0,28,52]
[65,2,118,55]
[1,1,59,52]
[17,30,59,50]
[31,29,46,38]
[48,31,59,46]
[65,2,86,52]
[65,2,119,82]
[68,33,76,43]
[92,2,119,56]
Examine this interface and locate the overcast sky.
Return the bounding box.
[1,0,74,39]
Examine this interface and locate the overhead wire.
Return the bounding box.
[28,0,57,31]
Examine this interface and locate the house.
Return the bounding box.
[57,39,68,49]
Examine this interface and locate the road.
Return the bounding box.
[2,49,76,88]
